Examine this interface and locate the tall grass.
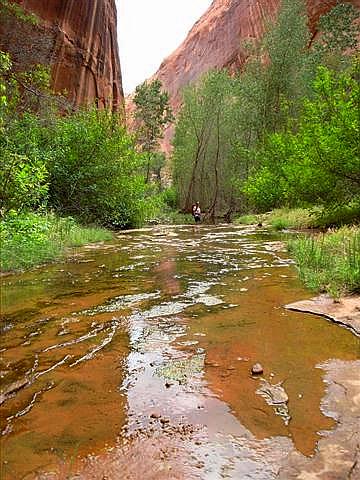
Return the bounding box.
[0,213,113,272]
[268,208,315,230]
[288,227,360,297]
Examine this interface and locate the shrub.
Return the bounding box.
[160,186,178,209]
[268,208,315,230]
[0,212,112,271]
[0,150,48,215]
[234,214,260,225]
[47,109,148,228]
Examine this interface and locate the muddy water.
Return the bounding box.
[1,225,359,479]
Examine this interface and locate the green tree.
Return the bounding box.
[173,71,241,219]
[173,0,311,219]
[0,53,49,216]
[310,2,360,67]
[0,51,11,123]
[244,61,360,212]
[133,79,173,183]
[0,0,38,24]
[47,108,148,227]
[259,0,310,132]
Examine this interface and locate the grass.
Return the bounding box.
[234,208,315,229]
[0,212,113,272]
[267,208,315,230]
[288,226,360,298]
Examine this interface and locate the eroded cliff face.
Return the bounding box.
[154,0,359,114]
[143,0,359,152]
[0,0,123,110]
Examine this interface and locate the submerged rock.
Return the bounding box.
[256,379,291,425]
[156,353,205,384]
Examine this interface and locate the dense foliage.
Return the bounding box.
[0,45,152,229]
[172,0,360,223]
[244,63,360,212]
[47,109,148,227]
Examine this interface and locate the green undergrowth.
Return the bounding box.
[235,205,359,230]
[288,226,360,298]
[234,214,260,225]
[267,208,316,230]
[234,208,315,229]
[0,212,113,272]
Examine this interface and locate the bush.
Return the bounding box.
[0,150,48,215]
[160,186,178,209]
[234,214,260,225]
[268,208,315,230]
[0,113,49,216]
[47,109,148,228]
[0,212,112,271]
[244,62,360,214]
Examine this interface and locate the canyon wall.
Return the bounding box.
[154,0,360,114]
[139,0,359,152]
[0,0,123,110]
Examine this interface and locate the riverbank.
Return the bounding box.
[0,212,113,272]
[236,209,360,299]
[288,226,360,298]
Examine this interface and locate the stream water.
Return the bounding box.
[1,225,359,480]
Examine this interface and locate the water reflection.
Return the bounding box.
[1,225,359,479]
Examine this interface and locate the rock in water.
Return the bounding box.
[251,363,264,375]
[256,379,291,425]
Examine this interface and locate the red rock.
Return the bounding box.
[129,0,359,153]
[0,0,123,111]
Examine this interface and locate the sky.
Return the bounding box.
[116,0,212,94]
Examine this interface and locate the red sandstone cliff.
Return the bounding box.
[0,0,123,110]
[132,0,359,152]
[154,0,360,115]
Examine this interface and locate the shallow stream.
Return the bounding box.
[1,225,359,479]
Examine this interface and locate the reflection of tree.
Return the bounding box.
[154,248,181,296]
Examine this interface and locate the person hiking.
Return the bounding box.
[192,202,201,223]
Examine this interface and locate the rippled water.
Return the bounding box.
[1,225,359,479]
